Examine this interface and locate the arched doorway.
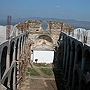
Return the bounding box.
[33,35,54,63]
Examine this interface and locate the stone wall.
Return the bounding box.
[16,20,75,50]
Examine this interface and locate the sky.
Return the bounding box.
[0,0,90,21]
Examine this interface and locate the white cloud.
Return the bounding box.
[57,12,64,14]
[56,5,60,8]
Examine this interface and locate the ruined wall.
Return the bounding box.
[16,20,75,50]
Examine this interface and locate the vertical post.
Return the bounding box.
[64,42,70,79]
[13,67,16,90]
[0,63,1,83]
[69,28,70,35]
[49,21,52,34]
[78,57,85,90]
[68,46,73,86]
[6,15,12,40]
[72,50,78,90]
[63,39,67,72]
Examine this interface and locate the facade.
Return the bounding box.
[16,20,74,50]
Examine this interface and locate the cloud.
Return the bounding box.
[56,12,65,14]
[61,12,64,14]
[56,5,60,8]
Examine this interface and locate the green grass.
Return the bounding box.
[26,72,29,76]
[33,63,49,67]
[27,67,40,76]
[21,84,24,87]
[40,68,53,76]
[31,79,34,82]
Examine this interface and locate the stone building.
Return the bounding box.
[16,20,74,51]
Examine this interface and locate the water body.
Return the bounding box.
[0,21,18,26]
[0,21,90,30]
[72,26,90,30]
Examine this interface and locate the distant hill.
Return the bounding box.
[0,17,90,27]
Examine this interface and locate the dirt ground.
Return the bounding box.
[20,63,57,90]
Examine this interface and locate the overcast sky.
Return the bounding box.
[0,0,90,21]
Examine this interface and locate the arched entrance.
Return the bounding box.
[33,34,54,63]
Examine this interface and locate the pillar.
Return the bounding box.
[63,39,67,72]
[64,42,70,79]
[0,63,1,82]
[78,57,85,90]
[68,46,73,86]
[81,57,85,73]
[13,67,16,90]
[72,50,78,90]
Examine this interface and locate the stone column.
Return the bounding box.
[8,75,11,89]
[6,51,10,71]
[13,67,16,90]
[13,46,16,62]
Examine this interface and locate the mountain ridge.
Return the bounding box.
[0,17,90,27]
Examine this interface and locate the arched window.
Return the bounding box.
[41,22,48,30]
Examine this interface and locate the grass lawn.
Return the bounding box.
[27,67,40,76]
[33,63,50,67]
[40,68,53,76]
[26,72,29,76]
[21,84,24,87]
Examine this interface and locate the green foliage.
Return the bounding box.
[40,68,53,76]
